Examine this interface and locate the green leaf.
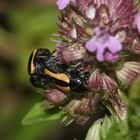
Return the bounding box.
[128,76,140,140]
[100,116,128,140]
[22,102,65,125]
[129,76,140,100]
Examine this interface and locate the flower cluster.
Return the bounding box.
[41,0,140,125]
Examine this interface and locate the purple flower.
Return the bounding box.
[57,0,76,10]
[104,52,118,62]
[135,12,140,33]
[85,27,122,62]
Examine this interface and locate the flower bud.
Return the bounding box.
[62,99,81,115]
[88,69,103,91]
[60,44,86,63]
[88,70,118,95]
[43,89,67,104]
[76,97,93,114]
[102,74,118,95]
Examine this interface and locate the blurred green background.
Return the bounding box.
[0,1,95,140]
[0,1,61,140]
[0,1,58,140]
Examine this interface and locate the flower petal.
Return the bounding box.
[85,37,97,52]
[104,52,118,62]
[106,36,122,53]
[86,28,122,62]
[96,45,105,61]
[57,0,70,10]
[135,12,140,33]
[71,0,76,4]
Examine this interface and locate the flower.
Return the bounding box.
[104,52,119,62]
[88,70,118,95]
[58,44,86,63]
[57,0,76,10]
[54,0,140,123]
[53,0,140,124]
[43,89,67,104]
[27,0,140,127]
[135,12,140,33]
[85,27,122,62]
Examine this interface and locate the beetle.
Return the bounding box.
[28,48,89,92]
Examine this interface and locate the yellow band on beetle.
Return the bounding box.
[30,49,37,74]
[45,68,70,83]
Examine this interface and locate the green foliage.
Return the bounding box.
[128,77,140,140]
[85,116,128,140]
[100,76,140,140]
[100,117,128,140]
[22,102,66,125]
[0,5,63,140]
[8,6,58,86]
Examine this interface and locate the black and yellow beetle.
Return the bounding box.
[28,48,89,92]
